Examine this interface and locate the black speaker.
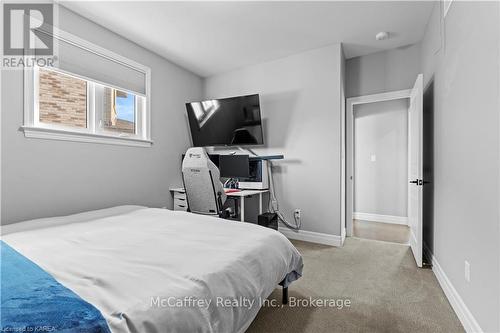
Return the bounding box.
[258,212,278,230]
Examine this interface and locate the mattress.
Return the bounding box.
[1,206,303,333]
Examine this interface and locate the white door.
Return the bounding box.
[408,74,424,267]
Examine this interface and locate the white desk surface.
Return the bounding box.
[169,187,268,197]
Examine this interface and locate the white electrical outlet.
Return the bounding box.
[294,209,301,220]
[464,261,471,282]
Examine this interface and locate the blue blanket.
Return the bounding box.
[1,241,111,333]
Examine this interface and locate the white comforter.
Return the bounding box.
[2,206,303,333]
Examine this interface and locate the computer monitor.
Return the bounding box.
[219,155,249,178]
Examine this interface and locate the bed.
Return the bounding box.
[1,206,303,333]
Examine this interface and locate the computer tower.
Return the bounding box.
[258,213,278,230]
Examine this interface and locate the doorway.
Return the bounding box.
[345,75,424,266]
[351,97,410,244]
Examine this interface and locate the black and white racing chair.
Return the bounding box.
[182,147,232,218]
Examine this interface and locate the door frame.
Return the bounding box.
[345,89,412,237]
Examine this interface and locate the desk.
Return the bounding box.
[169,188,269,222]
[225,190,269,222]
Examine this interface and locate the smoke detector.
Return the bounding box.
[375,32,390,41]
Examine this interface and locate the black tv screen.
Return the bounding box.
[185,94,264,146]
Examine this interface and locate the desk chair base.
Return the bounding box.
[219,209,231,219]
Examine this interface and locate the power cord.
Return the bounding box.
[241,147,301,230]
[266,161,301,230]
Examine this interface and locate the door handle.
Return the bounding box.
[409,179,419,184]
[409,179,424,185]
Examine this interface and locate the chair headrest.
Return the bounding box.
[182,147,210,169]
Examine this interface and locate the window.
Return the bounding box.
[24,66,150,147]
[23,27,151,147]
[102,87,135,134]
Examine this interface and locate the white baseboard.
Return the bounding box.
[278,227,342,247]
[424,245,482,333]
[353,212,408,225]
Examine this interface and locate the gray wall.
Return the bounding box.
[354,99,408,217]
[346,43,421,98]
[204,44,343,236]
[1,6,203,224]
[421,2,500,331]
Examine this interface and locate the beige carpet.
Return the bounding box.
[353,219,410,244]
[247,238,464,333]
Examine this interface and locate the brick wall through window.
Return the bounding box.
[38,69,87,128]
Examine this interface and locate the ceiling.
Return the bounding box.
[61,1,435,78]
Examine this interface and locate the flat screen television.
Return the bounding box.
[185,94,264,146]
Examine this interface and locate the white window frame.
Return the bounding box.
[22,27,152,148]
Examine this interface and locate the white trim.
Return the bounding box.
[24,64,35,127]
[346,88,412,237]
[33,67,40,126]
[340,53,346,247]
[347,90,412,106]
[21,126,153,148]
[143,72,152,141]
[278,227,342,247]
[87,83,95,132]
[353,212,408,225]
[424,245,482,333]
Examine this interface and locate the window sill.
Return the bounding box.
[20,126,153,148]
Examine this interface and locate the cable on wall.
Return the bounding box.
[241,147,301,230]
